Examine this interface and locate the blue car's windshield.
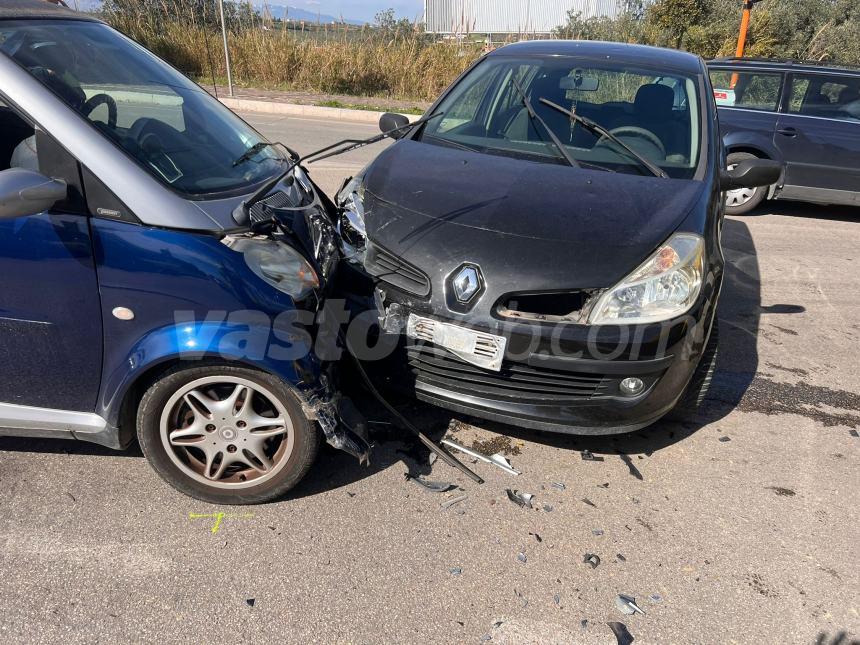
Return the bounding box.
[421,56,703,179]
[0,20,284,197]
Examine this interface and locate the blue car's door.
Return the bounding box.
[774,72,860,204]
[0,129,103,412]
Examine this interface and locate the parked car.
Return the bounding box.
[708,57,860,214]
[0,0,369,504]
[337,41,780,435]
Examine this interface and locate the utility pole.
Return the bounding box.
[731,0,764,88]
[217,0,234,97]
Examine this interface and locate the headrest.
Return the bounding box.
[634,84,674,116]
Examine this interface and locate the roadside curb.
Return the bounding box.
[218,97,414,124]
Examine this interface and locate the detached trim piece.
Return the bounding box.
[527,353,675,375]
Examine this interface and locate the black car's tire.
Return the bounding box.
[137,363,320,504]
[724,152,768,215]
[668,319,719,420]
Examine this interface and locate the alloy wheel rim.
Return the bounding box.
[724,163,756,206]
[159,376,295,489]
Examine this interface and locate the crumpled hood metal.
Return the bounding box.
[363,140,704,304]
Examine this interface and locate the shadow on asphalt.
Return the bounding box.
[746,198,860,223]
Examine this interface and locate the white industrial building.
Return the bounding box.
[424,0,621,35]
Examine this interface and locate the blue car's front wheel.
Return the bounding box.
[137,363,320,504]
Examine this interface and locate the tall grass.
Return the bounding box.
[106,12,482,102]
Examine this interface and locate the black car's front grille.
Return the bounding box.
[364,244,431,297]
[406,344,610,405]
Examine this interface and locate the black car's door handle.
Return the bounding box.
[777,127,798,137]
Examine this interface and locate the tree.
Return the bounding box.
[645,0,710,49]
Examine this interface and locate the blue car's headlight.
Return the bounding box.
[231,238,319,300]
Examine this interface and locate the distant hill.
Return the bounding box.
[67,1,364,25]
[261,4,365,25]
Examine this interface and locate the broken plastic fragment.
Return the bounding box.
[554,593,561,605]
[517,552,527,563]
[506,489,534,508]
[450,567,462,576]
[615,594,646,616]
[441,439,520,475]
[583,553,601,569]
[581,450,604,461]
[719,436,731,442]
[619,454,644,480]
[582,497,597,508]
[405,473,454,493]
[649,593,663,603]
[245,598,255,608]
[606,621,634,645]
[529,532,542,543]
[617,553,627,562]
[592,529,604,536]
[542,504,554,512]
[514,588,528,608]
[440,494,468,510]
[551,481,566,491]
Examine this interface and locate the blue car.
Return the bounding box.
[708,58,860,214]
[0,1,368,503]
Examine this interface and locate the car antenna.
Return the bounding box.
[232,111,444,227]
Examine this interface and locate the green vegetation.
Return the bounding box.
[99,0,859,105]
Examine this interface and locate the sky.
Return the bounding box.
[271,0,424,23]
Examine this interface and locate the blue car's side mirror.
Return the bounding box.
[0,168,67,220]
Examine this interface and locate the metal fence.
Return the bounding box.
[424,0,621,35]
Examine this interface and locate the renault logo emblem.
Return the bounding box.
[451,264,483,303]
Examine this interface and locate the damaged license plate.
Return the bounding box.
[406,314,507,371]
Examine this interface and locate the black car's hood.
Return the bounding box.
[363,139,704,320]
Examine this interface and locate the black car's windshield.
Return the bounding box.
[0,20,283,197]
[421,56,703,179]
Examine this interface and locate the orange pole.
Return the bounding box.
[730,1,754,88]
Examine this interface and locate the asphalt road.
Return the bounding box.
[0,113,857,644]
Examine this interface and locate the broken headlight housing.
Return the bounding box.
[588,233,704,325]
[336,175,367,264]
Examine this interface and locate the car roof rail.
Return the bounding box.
[707,57,860,72]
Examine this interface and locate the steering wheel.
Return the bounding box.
[596,126,665,158]
[82,93,118,129]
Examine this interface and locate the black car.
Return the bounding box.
[708,57,860,214]
[337,41,778,435]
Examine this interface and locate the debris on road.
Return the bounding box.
[450,567,462,576]
[506,489,534,508]
[517,551,528,563]
[620,454,644,480]
[583,553,601,569]
[514,588,528,608]
[615,594,646,616]
[719,435,732,443]
[470,434,522,456]
[582,497,597,508]
[441,439,521,475]
[554,593,561,606]
[440,494,468,510]
[581,450,604,461]
[542,503,554,512]
[551,481,566,491]
[598,482,610,488]
[592,529,604,536]
[607,621,635,645]
[405,473,454,493]
[617,553,627,562]
[529,532,542,543]
[649,593,663,603]
[245,598,255,608]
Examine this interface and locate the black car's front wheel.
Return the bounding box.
[724,152,768,215]
[137,364,320,504]
[668,319,719,420]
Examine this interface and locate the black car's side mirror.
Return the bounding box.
[379,112,411,139]
[0,168,67,220]
[720,158,783,191]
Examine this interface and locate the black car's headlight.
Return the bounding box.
[336,175,367,264]
[588,233,705,325]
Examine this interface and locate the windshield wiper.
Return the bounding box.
[233,112,444,226]
[509,77,579,169]
[232,141,295,167]
[538,98,668,179]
